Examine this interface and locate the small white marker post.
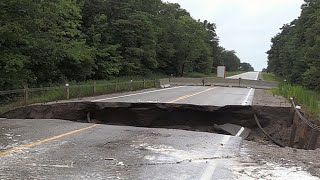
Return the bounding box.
[65,84,70,100]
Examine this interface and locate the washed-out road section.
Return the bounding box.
[1,72,260,179]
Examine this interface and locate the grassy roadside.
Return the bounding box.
[0,77,163,115]
[262,72,283,82]
[273,84,320,117]
[184,72,216,78]
[264,73,320,118]
[184,71,246,78]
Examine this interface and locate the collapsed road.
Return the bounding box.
[1,72,319,179]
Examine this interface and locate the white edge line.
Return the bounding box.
[235,127,245,137]
[242,88,254,105]
[255,71,260,80]
[92,86,185,102]
[200,135,231,180]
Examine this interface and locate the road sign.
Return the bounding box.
[217,66,226,78]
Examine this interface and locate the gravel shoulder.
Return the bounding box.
[253,89,290,107]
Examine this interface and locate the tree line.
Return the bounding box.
[0,0,252,90]
[267,0,320,90]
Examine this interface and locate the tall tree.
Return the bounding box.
[0,0,244,90]
[267,0,320,90]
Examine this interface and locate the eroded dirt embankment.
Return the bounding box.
[1,101,298,147]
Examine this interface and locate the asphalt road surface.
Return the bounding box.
[0,72,259,179]
[0,119,242,180]
[227,71,260,80]
[92,71,259,106]
[92,86,255,106]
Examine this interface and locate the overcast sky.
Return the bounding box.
[165,0,304,71]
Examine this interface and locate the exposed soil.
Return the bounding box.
[237,88,320,179]
[252,89,320,149]
[1,102,257,128]
[0,100,292,143]
[2,97,319,150]
[2,95,320,178]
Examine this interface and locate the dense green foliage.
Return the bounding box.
[0,0,250,90]
[267,0,320,90]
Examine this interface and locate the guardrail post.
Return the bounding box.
[288,97,296,127]
[298,123,312,149]
[65,84,70,100]
[143,79,146,89]
[308,130,320,150]
[115,80,118,92]
[289,112,299,147]
[93,81,96,95]
[130,80,133,91]
[23,85,29,106]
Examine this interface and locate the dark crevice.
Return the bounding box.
[1,102,296,147]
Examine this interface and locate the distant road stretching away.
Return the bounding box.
[92,72,260,106]
[227,71,260,80]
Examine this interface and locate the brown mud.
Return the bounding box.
[3,101,316,148]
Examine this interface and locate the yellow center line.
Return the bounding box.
[168,87,216,103]
[0,124,99,157]
[1,87,214,157]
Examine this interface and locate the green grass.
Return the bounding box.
[184,71,246,78]
[262,72,283,82]
[0,78,159,115]
[265,72,319,118]
[273,83,320,118]
[184,72,216,78]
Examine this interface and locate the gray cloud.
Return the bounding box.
[165,0,304,70]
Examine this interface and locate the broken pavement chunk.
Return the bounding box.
[215,123,251,139]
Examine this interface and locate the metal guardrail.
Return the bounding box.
[168,77,278,89]
[291,98,320,132]
[0,79,159,115]
[289,97,320,150]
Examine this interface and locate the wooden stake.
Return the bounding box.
[65,84,70,100]
[23,85,29,106]
[289,112,299,147]
[93,81,96,95]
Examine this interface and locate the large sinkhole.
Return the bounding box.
[2,102,316,149]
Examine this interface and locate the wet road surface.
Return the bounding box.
[0,119,242,180]
[0,72,259,179]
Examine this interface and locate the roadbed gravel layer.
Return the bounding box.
[253,89,290,107]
